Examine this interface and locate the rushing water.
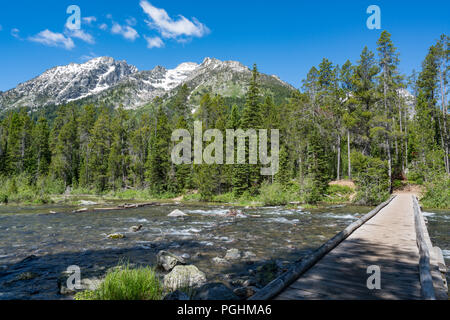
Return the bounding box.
[423,209,450,288]
[0,203,447,300]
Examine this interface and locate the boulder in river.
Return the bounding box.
[163,265,206,291]
[107,233,125,239]
[157,251,186,271]
[168,209,187,217]
[193,283,239,300]
[129,225,143,232]
[224,248,241,260]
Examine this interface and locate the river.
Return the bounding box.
[0,203,447,300]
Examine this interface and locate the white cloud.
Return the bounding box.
[144,35,164,48]
[83,16,97,25]
[126,17,137,26]
[99,23,108,31]
[111,23,139,41]
[11,28,21,39]
[29,29,75,50]
[140,1,209,39]
[66,29,95,44]
[80,52,98,61]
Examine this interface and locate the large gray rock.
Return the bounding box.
[168,209,187,217]
[163,265,206,291]
[193,283,240,300]
[157,251,186,271]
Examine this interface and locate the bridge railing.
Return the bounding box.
[412,195,436,300]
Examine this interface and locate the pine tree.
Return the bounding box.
[78,105,96,187]
[233,64,262,196]
[130,114,151,187]
[32,117,51,178]
[146,106,171,194]
[50,106,80,187]
[108,107,130,190]
[276,145,290,186]
[172,115,191,192]
[376,30,402,190]
[87,108,112,191]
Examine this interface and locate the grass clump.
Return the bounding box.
[75,263,164,300]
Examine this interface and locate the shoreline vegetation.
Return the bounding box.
[0,174,447,210]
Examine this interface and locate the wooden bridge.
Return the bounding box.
[250,194,448,300]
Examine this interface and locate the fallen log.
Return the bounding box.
[72,202,159,213]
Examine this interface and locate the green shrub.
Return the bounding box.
[0,193,8,204]
[300,176,321,204]
[75,263,164,300]
[421,175,450,209]
[258,182,298,206]
[212,192,234,203]
[392,180,403,190]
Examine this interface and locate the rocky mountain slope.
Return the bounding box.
[0,57,295,113]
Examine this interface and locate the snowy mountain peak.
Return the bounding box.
[0,56,294,112]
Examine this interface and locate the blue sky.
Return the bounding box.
[0,0,449,92]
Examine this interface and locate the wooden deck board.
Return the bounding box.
[275,194,425,300]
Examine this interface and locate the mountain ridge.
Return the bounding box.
[0,57,295,113]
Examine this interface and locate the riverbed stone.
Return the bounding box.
[129,225,143,232]
[16,272,38,281]
[212,257,230,265]
[163,265,206,291]
[193,283,239,300]
[157,251,186,271]
[58,273,103,295]
[107,233,125,239]
[233,286,258,299]
[168,209,187,217]
[224,248,241,260]
[242,251,257,260]
[181,253,191,260]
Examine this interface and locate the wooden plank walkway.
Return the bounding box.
[275,194,424,300]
